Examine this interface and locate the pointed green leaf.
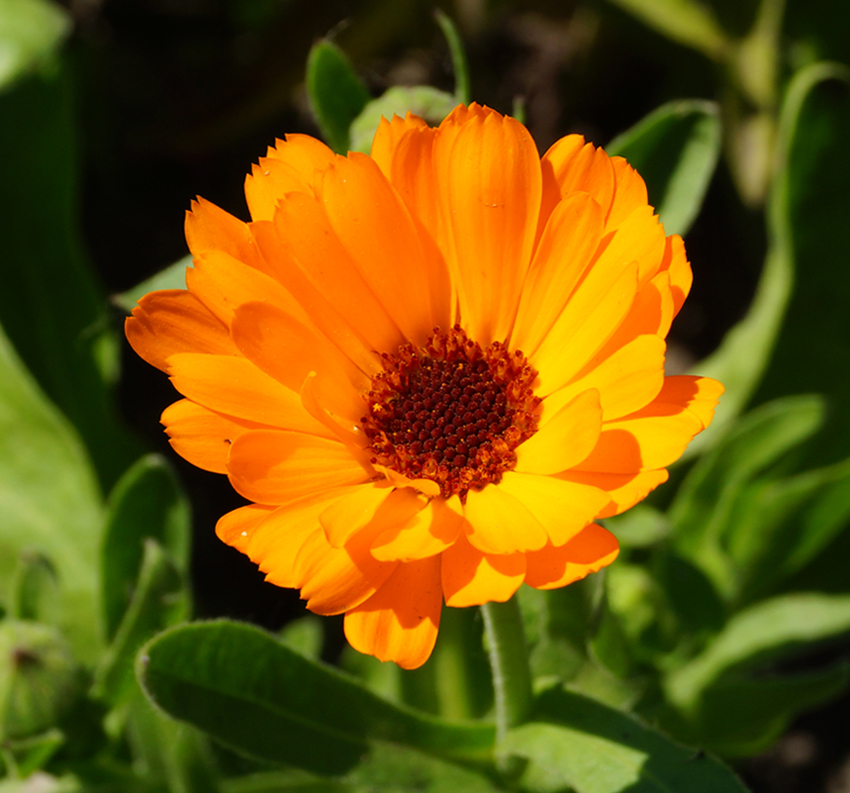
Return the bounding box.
[113,257,192,315]
[8,551,59,624]
[306,40,370,154]
[690,63,850,455]
[102,455,191,640]
[666,593,850,710]
[93,540,186,706]
[501,685,747,793]
[137,621,495,775]
[434,10,470,104]
[0,323,103,661]
[0,0,71,92]
[607,100,722,236]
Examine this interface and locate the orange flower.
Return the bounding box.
[126,104,723,669]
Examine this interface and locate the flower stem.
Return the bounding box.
[481,598,533,741]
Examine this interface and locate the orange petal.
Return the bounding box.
[125,290,236,372]
[463,482,548,554]
[656,375,725,429]
[432,104,542,345]
[441,533,525,608]
[598,270,675,351]
[244,134,336,221]
[525,523,620,590]
[255,193,402,360]
[370,113,430,179]
[318,152,451,343]
[606,156,650,231]
[186,249,309,327]
[661,234,693,316]
[516,389,602,475]
[531,261,639,396]
[231,301,367,423]
[344,556,442,669]
[167,353,330,435]
[321,484,418,548]
[185,197,267,274]
[511,192,606,356]
[563,469,669,518]
[371,495,465,562]
[161,398,263,474]
[497,471,609,546]
[543,335,666,423]
[227,430,368,504]
[215,503,277,553]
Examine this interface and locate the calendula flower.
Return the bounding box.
[126,103,722,669]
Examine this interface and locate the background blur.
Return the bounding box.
[1,0,849,791]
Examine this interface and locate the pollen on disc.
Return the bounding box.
[362,325,541,499]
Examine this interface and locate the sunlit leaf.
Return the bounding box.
[137,621,495,775]
[607,99,722,236]
[665,593,850,710]
[101,455,191,641]
[0,0,71,92]
[501,685,747,793]
[691,63,850,454]
[306,40,370,154]
[0,323,103,661]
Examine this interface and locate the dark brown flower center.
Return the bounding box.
[361,325,541,499]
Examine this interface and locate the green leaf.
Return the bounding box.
[113,257,192,315]
[0,323,104,662]
[607,100,722,236]
[137,621,495,775]
[434,10,470,105]
[604,505,670,548]
[0,0,71,92]
[349,86,457,153]
[690,63,850,455]
[101,455,191,641]
[8,551,59,624]
[501,685,747,793]
[278,615,324,660]
[669,395,825,594]
[306,40,370,154]
[673,664,850,757]
[0,66,140,489]
[1,727,65,776]
[93,540,186,706]
[665,593,850,710]
[601,0,729,61]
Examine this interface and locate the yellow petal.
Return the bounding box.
[344,556,442,669]
[371,496,465,562]
[320,485,420,548]
[563,469,669,518]
[515,389,602,475]
[497,471,609,546]
[441,533,525,608]
[463,482,548,554]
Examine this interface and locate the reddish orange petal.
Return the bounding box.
[215,503,277,553]
[245,134,336,221]
[344,556,442,669]
[525,523,620,590]
[516,389,602,475]
[184,197,267,274]
[463,482,549,554]
[441,533,525,608]
[167,353,329,435]
[497,471,609,546]
[161,399,263,474]
[227,430,369,504]
[125,290,236,372]
[432,104,542,345]
[371,495,465,562]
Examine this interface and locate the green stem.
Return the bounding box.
[481,598,533,741]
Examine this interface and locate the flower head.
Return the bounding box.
[126,104,723,669]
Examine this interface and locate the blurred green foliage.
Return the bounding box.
[1,0,849,791]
